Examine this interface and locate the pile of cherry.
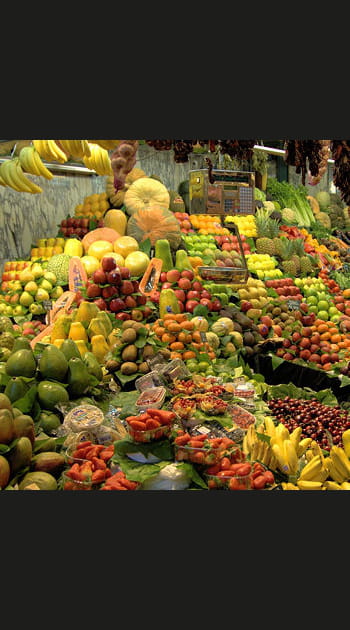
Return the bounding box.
[267,397,350,450]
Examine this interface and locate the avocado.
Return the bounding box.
[38,345,68,382]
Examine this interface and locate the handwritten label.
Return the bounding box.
[69,257,88,293]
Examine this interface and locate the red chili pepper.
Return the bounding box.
[191,451,206,464]
[99,448,114,462]
[206,464,221,475]
[146,409,176,424]
[120,478,138,490]
[79,461,93,480]
[235,463,252,477]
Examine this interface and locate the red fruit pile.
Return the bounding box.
[125,409,176,442]
[206,459,275,490]
[63,441,115,489]
[60,216,103,238]
[153,268,222,313]
[264,278,304,301]
[173,212,195,234]
[267,397,350,450]
[100,470,139,490]
[174,432,236,465]
[214,233,251,255]
[84,256,151,321]
[21,319,46,339]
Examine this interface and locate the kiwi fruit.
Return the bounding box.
[280,313,289,322]
[122,320,137,330]
[272,307,281,316]
[138,362,150,374]
[120,362,138,375]
[121,345,138,362]
[121,328,137,344]
[142,345,155,360]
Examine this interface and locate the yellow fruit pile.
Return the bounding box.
[31,237,66,261]
[189,215,230,235]
[74,192,110,220]
[224,214,257,237]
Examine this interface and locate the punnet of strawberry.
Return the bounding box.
[205,457,275,490]
[125,409,176,443]
[173,430,238,465]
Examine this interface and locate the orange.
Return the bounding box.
[320,332,331,341]
[166,322,182,333]
[161,333,177,344]
[154,326,165,338]
[192,331,202,343]
[207,351,216,360]
[174,313,187,323]
[328,327,339,336]
[191,342,202,350]
[183,351,196,360]
[330,334,341,344]
[329,343,340,352]
[317,324,328,333]
[163,313,177,322]
[322,363,332,371]
[170,341,185,351]
[178,332,192,344]
[170,352,183,360]
[181,320,195,331]
[343,289,350,299]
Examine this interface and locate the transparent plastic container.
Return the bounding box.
[205,472,252,490]
[135,387,166,412]
[127,423,172,443]
[61,471,103,491]
[135,371,165,392]
[174,443,236,466]
[158,359,190,384]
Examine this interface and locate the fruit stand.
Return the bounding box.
[2,139,350,491]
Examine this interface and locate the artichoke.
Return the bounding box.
[0,332,15,350]
[0,316,13,333]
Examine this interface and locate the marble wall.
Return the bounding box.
[0,144,336,275]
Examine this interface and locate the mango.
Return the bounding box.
[0,392,12,412]
[0,408,14,444]
[13,414,35,445]
[67,357,91,398]
[19,471,57,490]
[37,411,61,434]
[5,349,37,378]
[60,339,81,362]
[83,352,103,382]
[0,455,10,489]
[37,381,69,411]
[8,436,32,475]
[4,377,29,404]
[31,452,65,476]
[38,344,68,382]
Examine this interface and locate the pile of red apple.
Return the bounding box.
[173,212,195,235]
[82,256,152,322]
[59,216,103,239]
[264,278,304,301]
[214,234,251,255]
[152,268,222,313]
[18,319,47,339]
[276,314,341,370]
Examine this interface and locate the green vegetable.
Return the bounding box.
[266,179,315,227]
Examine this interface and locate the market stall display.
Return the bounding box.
[2,138,350,490]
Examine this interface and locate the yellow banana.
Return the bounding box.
[269,453,279,470]
[0,160,22,190]
[282,482,299,490]
[13,159,42,193]
[283,440,299,476]
[261,443,272,466]
[298,455,328,482]
[330,446,350,479]
[31,147,54,179]
[305,449,314,462]
[0,173,7,186]
[271,443,290,475]
[276,423,290,441]
[242,434,250,456]
[325,457,347,483]
[322,481,343,491]
[33,140,52,161]
[289,426,302,452]
[310,440,325,464]
[250,441,259,462]
[342,428,350,459]
[340,482,350,490]
[47,140,67,163]
[93,144,106,175]
[89,140,121,150]
[81,140,91,157]
[296,438,313,457]
[297,480,323,490]
[263,416,276,438]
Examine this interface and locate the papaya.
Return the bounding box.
[68,321,88,342]
[5,349,37,378]
[19,471,57,490]
[50,314,71,343]
[0,408,14,444]
[155,239,173,272]
[31,451,65,476]
[13,414,35,445]
[37,410,61,434]
[75,340,90,358]
[90,335,110,364]
[95,311,113,335]
[4,377,29,403]
[8,436,32,475]
[83,352,103,382]
[60,339,81,362]
[88,318,108,340]
[67,357,91,398]
[0,455,10,489]
[37,381,69,411]
[12,336,32,352]
[52,339,65,349]
[75,300,100,325]
[38,344,68,381]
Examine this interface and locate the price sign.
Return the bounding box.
[287,299,301,311]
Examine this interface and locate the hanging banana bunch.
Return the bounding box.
[88,140,121,150]
[19,145,54,180]
[58,140,91,159]
[0,158,42,193]
[83,142,113,176]
[32,140,68,164]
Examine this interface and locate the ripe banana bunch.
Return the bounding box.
[0,158,42,193]
[19,146,54,180]
[242,422,278,469]
[297,480,324,490]
[322,481,350,490]
[298,455,328,484]
[281,482,299,490]
[88,140,121,150]
[324,445,350,484]
[83,143,113,176]
[33,140,68,163]
[58,140,91,159]
[259,417,310,476]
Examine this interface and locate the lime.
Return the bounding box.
[328,306,339,316]
[306,296,318,306]
[308,305,318,314]
[317,310,329,321]
[317,300,329,311]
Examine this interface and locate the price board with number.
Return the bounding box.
[189,169,255,216]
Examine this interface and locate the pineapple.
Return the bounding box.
[279,239,297,277]
[300,255,313,274]
[255,213,281,255]
[273,235,287,258]
[290,238,305,276]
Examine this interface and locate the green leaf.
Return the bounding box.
[139,238,151,256]
[113,371,140,387]
[12,384,37,414]
[111,451,170,483]
[113,438,173,462]
[271,355,284,370]
[0,444,11,454]
[256,432,271,444]
[177,462,208,489]
[0,372,10,387]
[340,375,350,389]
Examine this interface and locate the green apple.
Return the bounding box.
[24,281,38,295]
[19,291,34,307]
[328,306,340,317]
[4,305,13,316]
[330,314,340,323]
[308,305,318,314]
[29,302,45,315]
